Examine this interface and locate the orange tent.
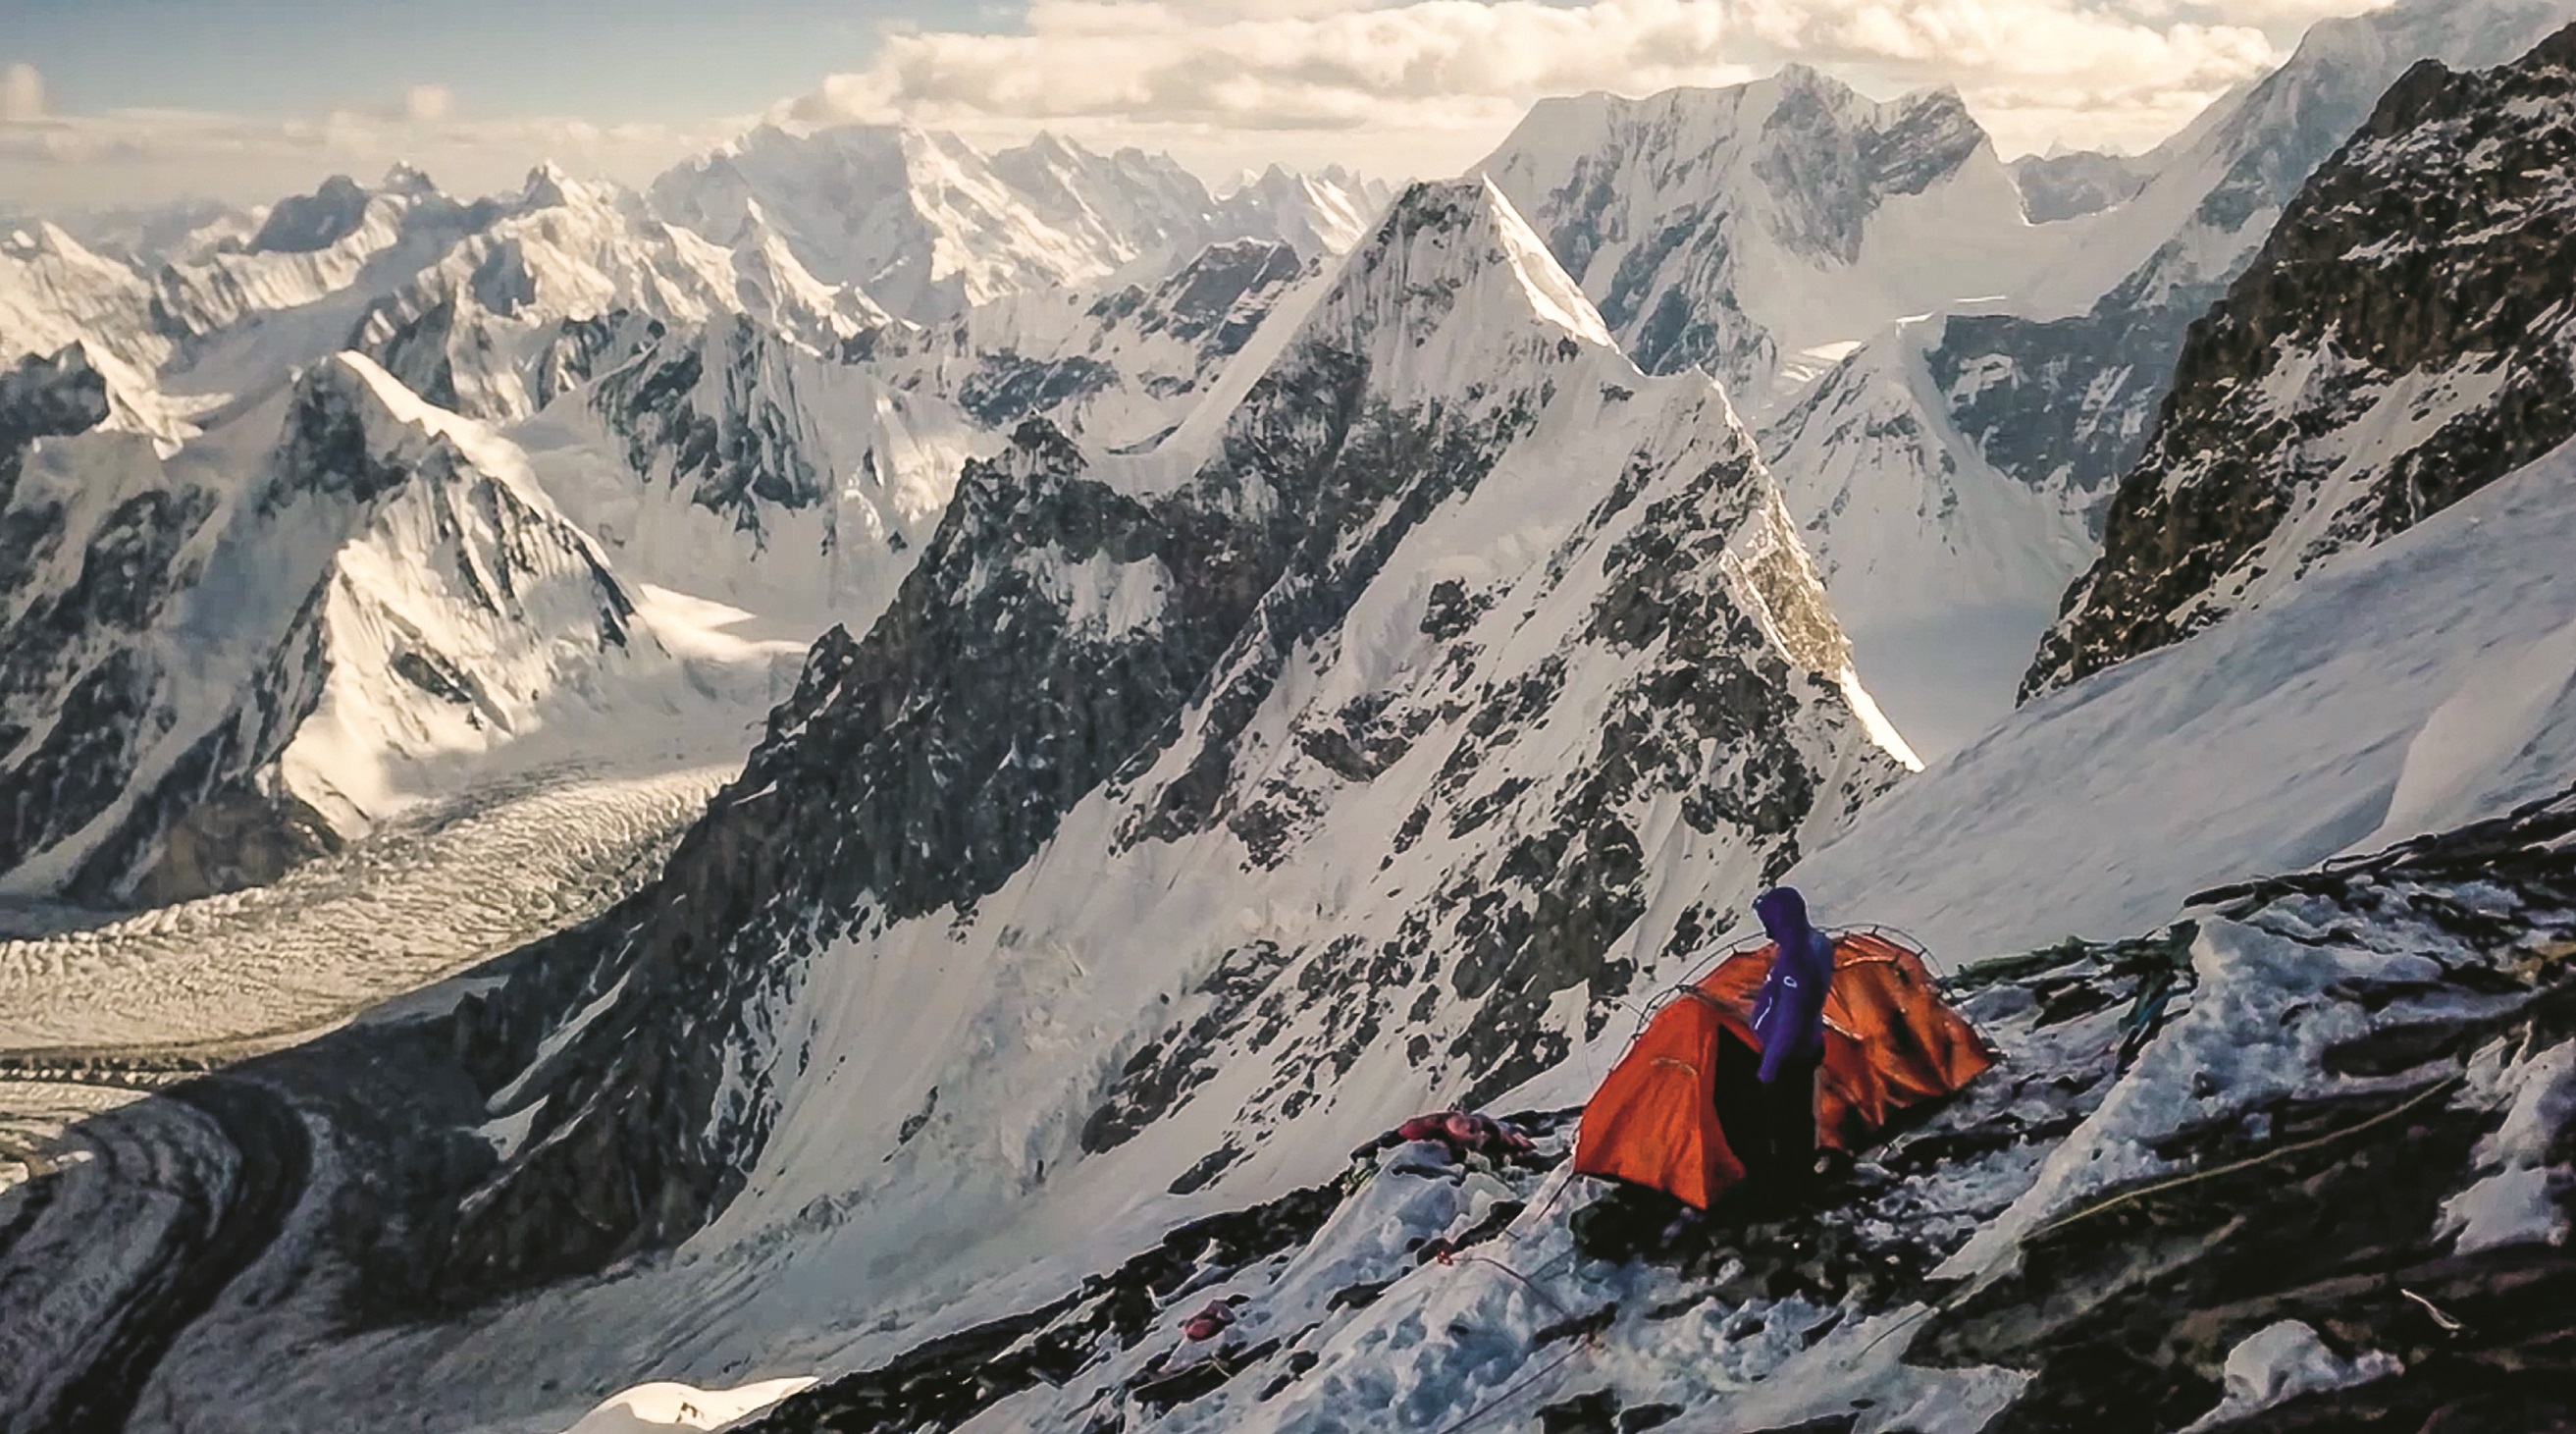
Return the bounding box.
[1571,930,1994,1209]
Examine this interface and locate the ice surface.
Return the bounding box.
[553,1378,815,1434]
[2441,1038,2576,1254]
[2177,1321,2401,1434]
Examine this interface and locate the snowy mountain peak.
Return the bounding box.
[651,122,1382,324]
[516,160,618,215]
[1482,68,2047,404]
[2,219,81,259]
[248,174,377,254]
[0,216,170,375]
[1293,178,1615,392]
[380,160,440,197]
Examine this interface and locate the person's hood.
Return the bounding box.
[1755,886,1813,950]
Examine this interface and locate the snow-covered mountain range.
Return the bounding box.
[7,6,2576,1432]
[0,128,1382,907]
[0,351,790,906]
[649,125,1383,324]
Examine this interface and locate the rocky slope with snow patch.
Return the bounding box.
[0,345,115,495]
[722,788,2576,1434]
[2011,149,2157,224]
[2028,21,2576,697]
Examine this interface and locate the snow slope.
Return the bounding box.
[1781,434,2576,966]
[1757,318,2098,756]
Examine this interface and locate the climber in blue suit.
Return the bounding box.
[1711,885,1835,1209]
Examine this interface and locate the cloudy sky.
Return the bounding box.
[1,0,2390,210]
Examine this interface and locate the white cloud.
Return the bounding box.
[1,63,45,124]
[790,0,2385,172]
[0,0,2401,209]
[0,106,721,209]
[404,84,456,124]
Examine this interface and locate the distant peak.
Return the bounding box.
[1332,178,1614,350]
[519,161,578,208]
[1773,62,1859,100]
[381,161,438,196]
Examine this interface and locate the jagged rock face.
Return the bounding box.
[0,345,111,501]
[1919,298,2199,522]
[2011,150,2154,223]
[590,316,840,520]
[248,175,378,255]
[412,178,1905,1309]
[531,309,976,628]
[2028,24,2576,698]
[0,431,228,894]
[1912,0,2576,529]
[1482,68,2036,406]
[0,354,663,901]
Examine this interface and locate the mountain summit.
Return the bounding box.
[1481,68,2053,409]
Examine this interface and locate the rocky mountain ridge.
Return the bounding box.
[2029,19,2576,696]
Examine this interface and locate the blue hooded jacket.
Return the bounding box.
[1751,886,1834,1084]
